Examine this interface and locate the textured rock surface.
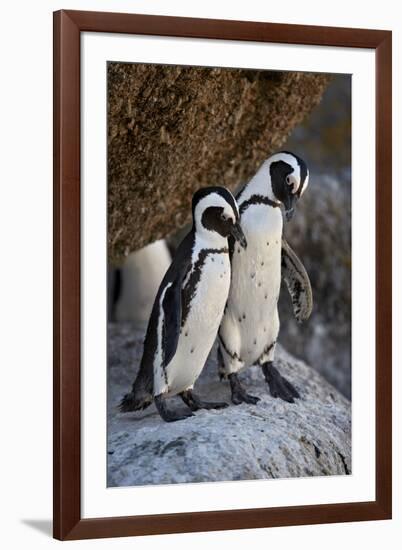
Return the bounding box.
[108,63,330,264]
[108,323,351,487]
[280,175,351,397]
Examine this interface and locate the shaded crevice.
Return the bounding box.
[338,451,350,475]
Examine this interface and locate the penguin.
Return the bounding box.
[217,151,313,404]
[120,186,247,422]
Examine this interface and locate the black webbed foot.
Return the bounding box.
[180,390,228,411]
[154,394,194,422]
[261,362,300,403]
[229,373,260,405]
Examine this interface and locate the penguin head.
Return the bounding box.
[192,186,247,248]
[266,152,309,220]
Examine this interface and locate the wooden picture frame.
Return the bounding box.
[53,9,392,541]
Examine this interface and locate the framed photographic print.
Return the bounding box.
[53,10,392,541]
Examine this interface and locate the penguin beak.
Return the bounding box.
[285,208,294,221]
[283,195,297,221]
[230,222,247,248]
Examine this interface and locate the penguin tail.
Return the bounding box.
[118,390,152,413]
[119,357,154,413]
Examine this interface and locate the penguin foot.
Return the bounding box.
[154,395,194,423]
[180,390,228,411]
[229,373,260,405]
[261,362,300,403]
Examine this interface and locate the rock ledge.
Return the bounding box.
[108,323,351,487]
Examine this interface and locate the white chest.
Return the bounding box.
[231,205,283,303]
[222,205,283,362]
[187,253,231,319]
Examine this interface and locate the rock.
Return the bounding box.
[114,240,171,327]
[108,64,330,264]
[280,174,351,397]
[108,323,351,487]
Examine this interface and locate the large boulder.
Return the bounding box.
[280,175,351,397]
[107,323,351,487]
[108,64,330,264]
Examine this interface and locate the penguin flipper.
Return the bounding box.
[162,251,191,366]
[162,277,183,366]
[281,239,313,322]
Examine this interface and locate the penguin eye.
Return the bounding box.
[286,176,291,184]
[221,213,228,221]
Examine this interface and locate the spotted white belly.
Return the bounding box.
[163,252,231,396]
[220,205,283,369]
